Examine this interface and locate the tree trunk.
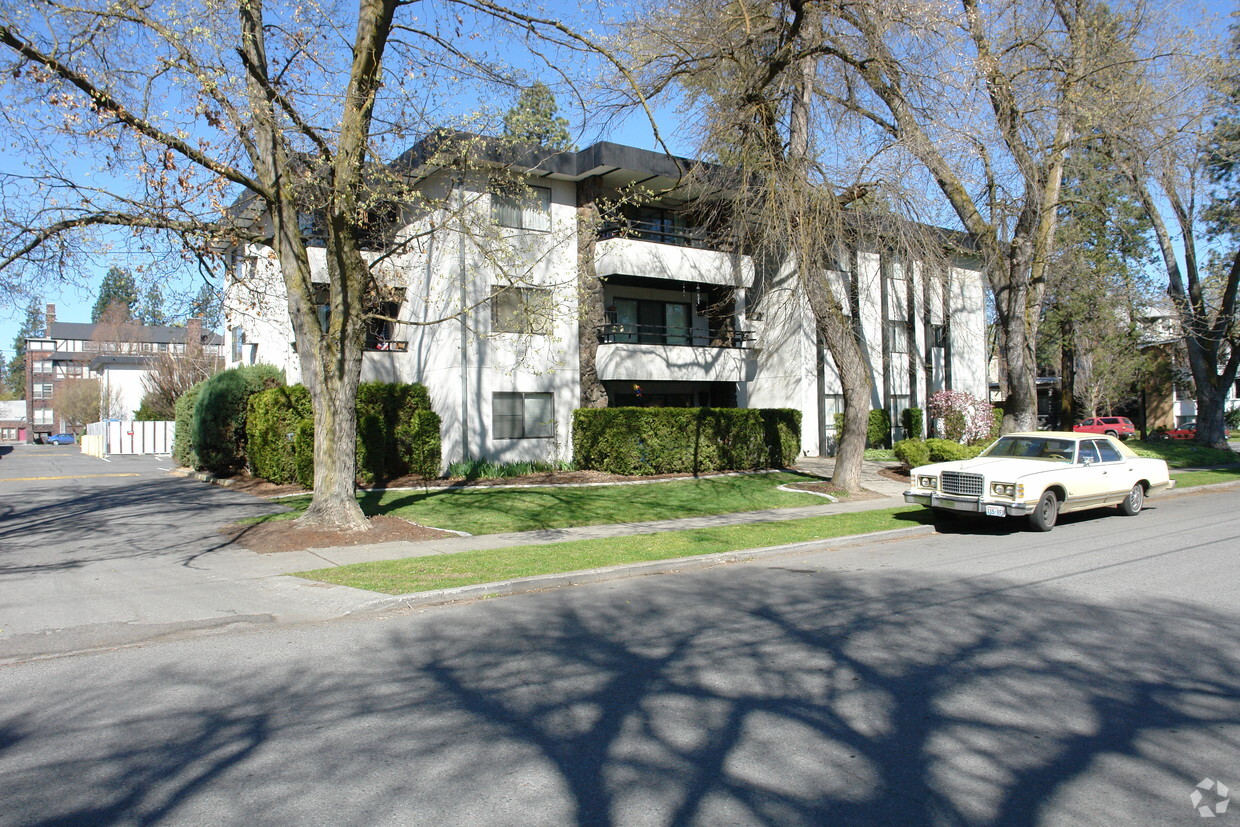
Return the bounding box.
[805,274,870,491]
[993,271,1040,432]
[576,200,608,408]
[300,351,368,529]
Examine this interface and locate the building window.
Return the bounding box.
[34,409,53,426]
[492,287,553,335]
[33,383,53,400]
[493,392,554,439]
[231,326,245,363]
[33,360,53,375]
[886,321,909,354]
[889,394,911,440]
[492,186,551,232]
[1,428,16,440]
[931,324,948,348]
[824,394,845,430]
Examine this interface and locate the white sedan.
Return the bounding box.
[903,432,1176,531]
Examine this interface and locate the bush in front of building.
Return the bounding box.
[901,407,924,440]
[192,364,285,474]
[833,408,895,448]
[246,380,441,486]
[925,438,984,462]
[572,407,800,475]
[893,437,931,470]
[246,384,312,484]
[172,380,207,469]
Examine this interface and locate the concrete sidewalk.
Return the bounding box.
[207,459,913,577]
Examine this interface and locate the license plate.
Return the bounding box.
[984,505,1006,517]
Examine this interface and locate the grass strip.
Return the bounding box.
[1130,441,1239,468]
[1170,468,1240,488]
[296,506,933,594]
[247,472,833,536]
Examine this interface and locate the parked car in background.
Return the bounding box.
[1073,416,1136,439]
[1149,421,1197,440]
[46,433,76,445]
[904,432,1175,532]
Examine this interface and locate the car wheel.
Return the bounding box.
[1028,491,1059,532]
[1118,483,1144,516]
[1104,430,1118,437]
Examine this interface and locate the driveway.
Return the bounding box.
[0,444,379,661]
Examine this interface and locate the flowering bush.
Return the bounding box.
[928,390,996,445]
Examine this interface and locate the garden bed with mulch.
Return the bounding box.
[221,515,455,554]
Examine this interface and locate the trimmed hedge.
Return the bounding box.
[173,380,207,469]
[192,364,285,474]
[572,407,800,475]
[246,380,441,486]
[901,407,924,440]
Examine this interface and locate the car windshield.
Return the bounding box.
[980,436,1076,462]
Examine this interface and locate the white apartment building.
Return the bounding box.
[224,139,989,466]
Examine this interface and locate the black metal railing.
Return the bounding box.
[597,219,721,251]
[596,323,751,349]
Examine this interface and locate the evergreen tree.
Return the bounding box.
[91,266,139,322]
[139,284,167,326]
[502,82,575,151]
[1204,18,1239,242]
[189,282,222,331]
[7,299,45,395]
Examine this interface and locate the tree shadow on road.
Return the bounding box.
[2,565,1238,824]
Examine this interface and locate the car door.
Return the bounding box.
[1093,438,1139,503]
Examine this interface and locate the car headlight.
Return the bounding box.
[991,482,1018,497]
[918,475,937,489]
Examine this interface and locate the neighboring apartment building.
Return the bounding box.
[0,399,26,442]
[24,306,223,440]
[224,138,988,466]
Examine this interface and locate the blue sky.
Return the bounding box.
[2,0,1235,368]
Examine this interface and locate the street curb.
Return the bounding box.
[343,523,936,615]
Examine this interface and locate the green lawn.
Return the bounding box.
[1130,440,1239,468]
[1170,467,1240,487]
[256,471,833,536]
[297,506,933,594]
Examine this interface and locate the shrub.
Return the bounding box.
[928,390,995,444]
[446,459,575,480]
[925,438,984,462]
[172,380,207,469]
[192,364,285,474]
[990,406,1005,441]
[1226,406,1240,429]
[867,408,892,448]
[247,385,312,484]
[901,407,924,440]
[294,418,316,489]
[893,438,930,469]
[573,407,800,475]
[245,380,441,486]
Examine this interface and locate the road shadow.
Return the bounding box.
[2,567,1237,824]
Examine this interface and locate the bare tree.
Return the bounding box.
[751,0,1151,433]
[139,343,224,420]
[56,378,106,432]
[0,1,635,529]
[1106,34,1240,447]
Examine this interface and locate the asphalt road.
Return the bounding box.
[0,444,378,661]
[0,455,1236,825]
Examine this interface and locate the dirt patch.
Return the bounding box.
[878,465,911,484]
[221,515,455,555]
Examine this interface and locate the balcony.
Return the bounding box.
[595,228,753,288]
[595,323,750,384]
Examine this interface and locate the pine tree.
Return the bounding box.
[7,299,45,395]
[138,284,167,326]
[189,283,222,331]
[502,82,575,151]
[91,266,139,322]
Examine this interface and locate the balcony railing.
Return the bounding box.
[365,338,408,352]
[597,219,721,251]
[597,323,751,349]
